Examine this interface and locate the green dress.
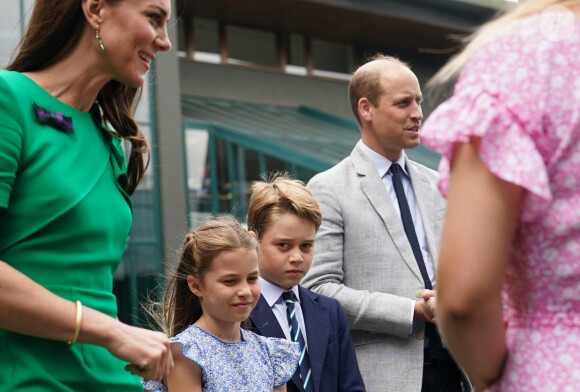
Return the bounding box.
[0,70,142,391]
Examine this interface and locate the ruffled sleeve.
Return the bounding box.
[261,336,300,387]
[423,89,550,207]
[141,329,206,392]
[142,377,167,392]
[420,24,564,222]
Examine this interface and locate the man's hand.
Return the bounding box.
[414,289,436,323]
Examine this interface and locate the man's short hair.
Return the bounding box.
[349,54,411,124]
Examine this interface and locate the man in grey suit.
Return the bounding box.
[301,55,463,392]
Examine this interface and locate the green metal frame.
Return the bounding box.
[181,98,441,223]
[182,119,330,220]
[184,120,334,173]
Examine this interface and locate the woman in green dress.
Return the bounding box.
[0,0,174,390]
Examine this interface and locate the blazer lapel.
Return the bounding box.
[299,286,329,392]
[406,157,440,270]
[351,143,424,284]
[248,295,286,339]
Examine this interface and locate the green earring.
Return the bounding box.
[95,28,106,52]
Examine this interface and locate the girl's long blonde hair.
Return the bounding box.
[145,215,258,337]
[429,0,580,87]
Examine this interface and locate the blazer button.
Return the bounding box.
[416,332,425,340]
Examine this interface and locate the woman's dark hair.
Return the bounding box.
[8,0,149,195]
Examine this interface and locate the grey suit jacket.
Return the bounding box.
[302,141,446,392]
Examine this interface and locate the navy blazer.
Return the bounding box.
[247,285,366,392]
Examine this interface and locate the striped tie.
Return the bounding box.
[282,290,313,392]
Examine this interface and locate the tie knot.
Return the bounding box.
[282,290,296,303]
[389,163,403,175]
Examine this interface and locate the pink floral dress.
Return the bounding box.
[421,9,580,392]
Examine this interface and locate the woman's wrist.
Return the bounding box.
[75,305,119,348]
[67,300,82,345]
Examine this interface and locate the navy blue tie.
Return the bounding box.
[389,163,431,289]
[389,163,443,355]
[282,291,313,392]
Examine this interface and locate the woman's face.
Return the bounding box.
[98,0,172,88]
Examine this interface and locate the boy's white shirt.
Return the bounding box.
[258,277,309,348]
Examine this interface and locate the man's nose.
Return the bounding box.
[411,101,423,121]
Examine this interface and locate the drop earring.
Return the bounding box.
[95,26,106,52]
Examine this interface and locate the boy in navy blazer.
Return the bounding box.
[246,173,365,392]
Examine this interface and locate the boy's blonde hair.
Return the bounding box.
[247,172,322,239]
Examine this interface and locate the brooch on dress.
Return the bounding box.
[33,102,74,134]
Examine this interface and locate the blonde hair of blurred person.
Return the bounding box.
[429,0,580,86]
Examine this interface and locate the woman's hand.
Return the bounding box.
[106,321,174,381]
[74,306,173,381]
[0,261,173,381]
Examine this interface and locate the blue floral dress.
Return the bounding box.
[143,325,299,391]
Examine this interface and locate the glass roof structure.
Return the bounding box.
[182,96,442,172]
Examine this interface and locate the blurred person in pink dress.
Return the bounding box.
[420,0,580,390]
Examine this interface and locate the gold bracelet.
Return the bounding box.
[67,300,82,345]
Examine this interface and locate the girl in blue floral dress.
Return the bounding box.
[143,216,299,392]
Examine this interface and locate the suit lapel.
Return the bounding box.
[248,295,286,339]
[406,157,440,270]
[351,144,424,284]
[299,286,329,392]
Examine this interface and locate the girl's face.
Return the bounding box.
[98,0,172,88]
[189,248,260,327]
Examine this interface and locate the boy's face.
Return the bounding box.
[258,213,316,290]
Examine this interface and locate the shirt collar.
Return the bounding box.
[259,277,300,307]
[359,140,408,178]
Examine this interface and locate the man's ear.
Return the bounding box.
[81,0,105,28]
[187,275,202,297]
[358,97,372,122]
